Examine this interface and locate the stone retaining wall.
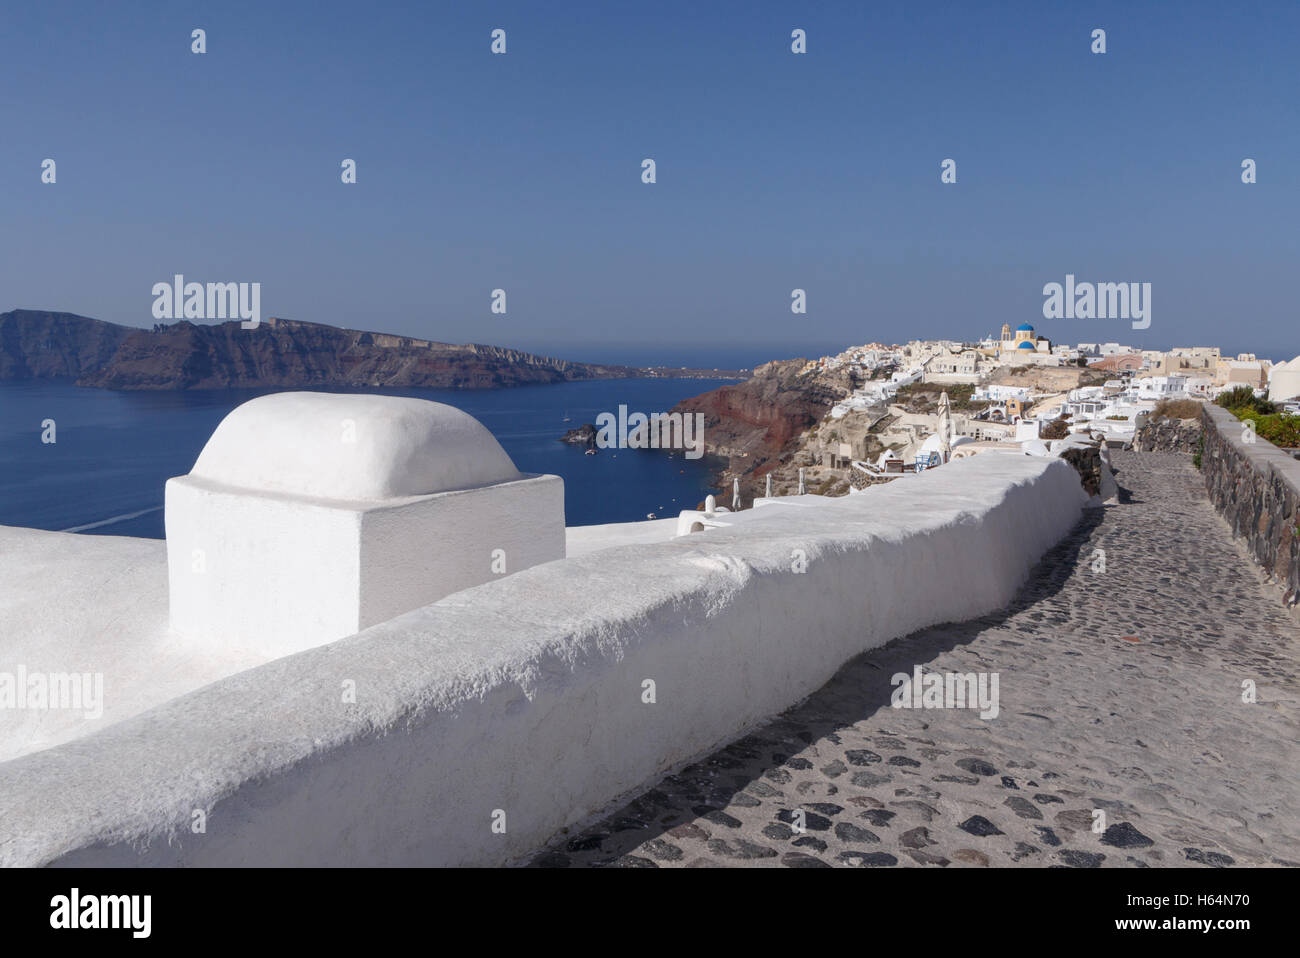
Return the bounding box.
[1133,415,1204,453]
[1201,404,1300,608]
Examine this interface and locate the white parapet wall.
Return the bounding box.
[165,392,566,656]
[0,453,1087,867]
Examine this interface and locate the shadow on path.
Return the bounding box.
[531,509,1107,867]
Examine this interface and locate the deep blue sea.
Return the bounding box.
[0,378,734,538]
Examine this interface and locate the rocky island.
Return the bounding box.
[558,423,598,446]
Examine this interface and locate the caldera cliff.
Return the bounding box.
[671,358,854,501]
[0,310,644,391]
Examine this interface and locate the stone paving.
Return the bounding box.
[530,452,1300,868]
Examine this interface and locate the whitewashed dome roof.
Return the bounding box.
[188,391,522,500]
[918,434,940,455]
[920,431,972,454]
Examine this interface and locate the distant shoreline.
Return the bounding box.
[0,308,751,392]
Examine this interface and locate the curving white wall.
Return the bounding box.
[0,454,1087,867]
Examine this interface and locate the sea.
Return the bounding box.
[0,378,737,538]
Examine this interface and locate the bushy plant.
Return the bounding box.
[1216,385,1275,415]
[1237,410,1300,448]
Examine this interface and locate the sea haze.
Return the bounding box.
[0,378,732,538]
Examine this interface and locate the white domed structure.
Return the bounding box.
[917,433,947,459]
[191,392,522,501]
[167,392,564,656]
[916,432,972,463]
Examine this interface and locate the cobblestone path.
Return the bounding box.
[531,452,1300,868]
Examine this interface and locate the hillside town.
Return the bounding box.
[682,325,1300,503]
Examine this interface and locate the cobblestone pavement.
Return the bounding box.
[530,452,1300,868]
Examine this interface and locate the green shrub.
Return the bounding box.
[1237,410,1300,447]
[1216,385,1275,415]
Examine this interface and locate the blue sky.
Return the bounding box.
[2,0,1297,364]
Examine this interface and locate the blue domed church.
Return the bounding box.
[997,323,1052,362]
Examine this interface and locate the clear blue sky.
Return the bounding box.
[2,0,1297,364]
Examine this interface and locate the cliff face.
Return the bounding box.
[76,318,642,390]
[0,311,641,390]
[672,359,852,487]
[0,310,132,379]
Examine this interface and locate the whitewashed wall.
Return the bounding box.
[0,454,1087,867]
